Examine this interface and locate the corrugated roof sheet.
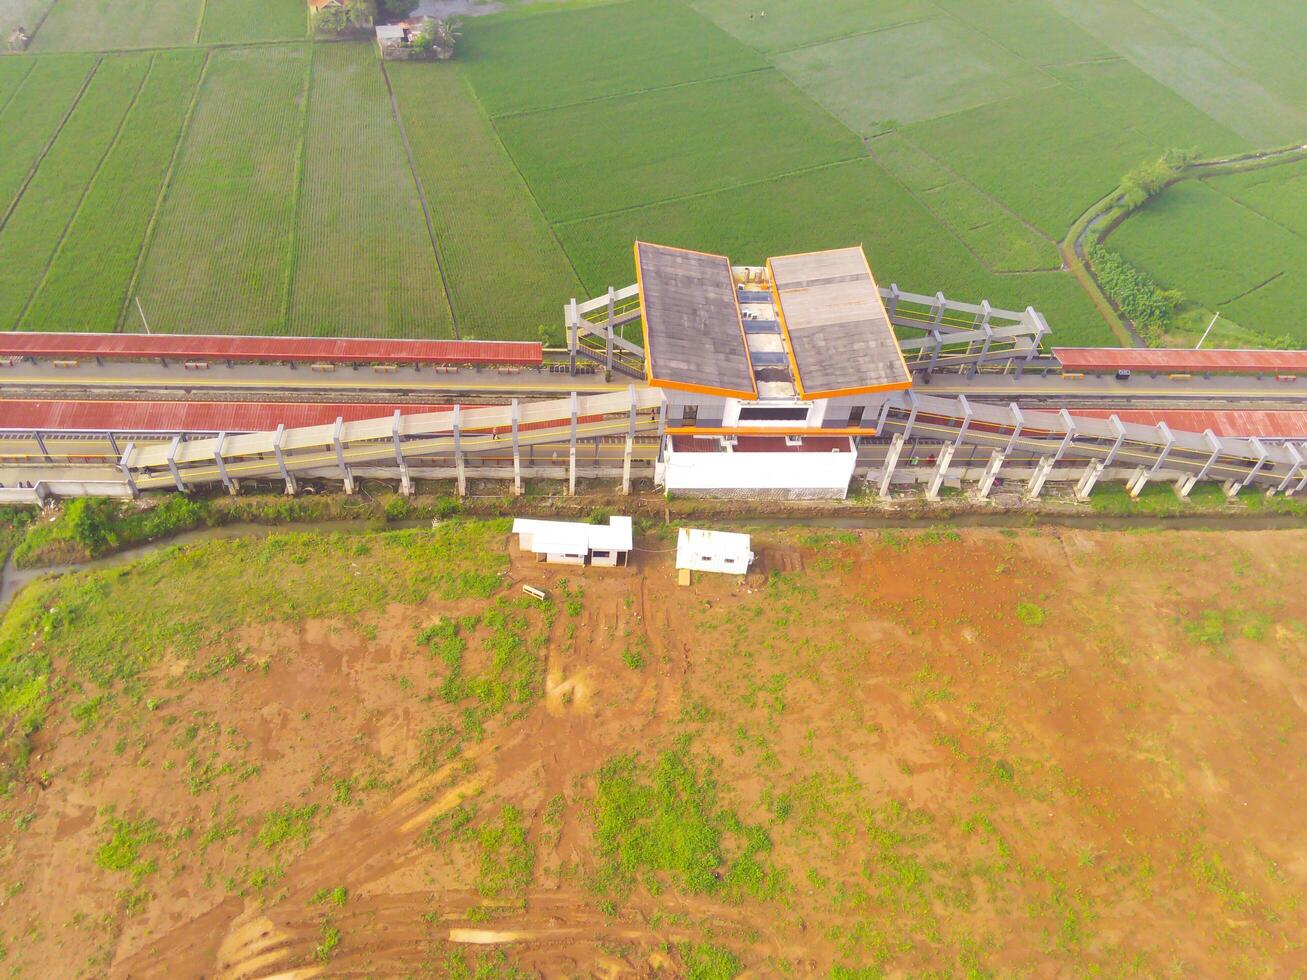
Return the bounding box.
[636,242,755,399]
[0,400,452,433]
[1053,348,1307,374]
[0,332,542,366]
[768,246,911,398]
[1072,409,1307,439]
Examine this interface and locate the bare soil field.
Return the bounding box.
[0,522,1305,976]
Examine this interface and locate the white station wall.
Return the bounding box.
[662,446,856,495]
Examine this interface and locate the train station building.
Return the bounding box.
[635,241,911,498]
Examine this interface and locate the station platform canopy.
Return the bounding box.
[1073,409,1307,439]
[634,241,913,403]
[634,241,757,399]
[1053,347,1307,376]
[0,332,541,367]
[767,247,912,400]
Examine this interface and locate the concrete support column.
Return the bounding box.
[392,410,411,496]
[622,385,636,495]
[1275,444,1304,495]
[272,424,296,496]
[977,449,1006,499]
[1178,430,1223,499]
[606,287,615,372]
[878,433,905,500]
[926,442,956,501]
[333,417,354,495]
[166,435,187,493]
[566,299,579,375]
[1026,456,1054,499]
[1126,465,1149,498]
[214,432,237,495]
[568,391,578,496]
[453,404,466,498]
[118,442,138,499]
[1236,437,1269,496]
[886,283,900,321]
[1075,459,1105,500]
[1175,474,1198,499]
[511,399,522,496]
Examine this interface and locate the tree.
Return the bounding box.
[411,17,460,59]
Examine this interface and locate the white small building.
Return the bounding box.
[511,516,633,567]
[676,528,754,575]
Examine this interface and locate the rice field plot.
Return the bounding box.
[21,51,205,332]
[0,55,95,219]
[198,0,305,44]
[1044,0,1307,146]
[1109,177,1307,343]
[0,56,34,115]
[460,0,766,117]
[774,17,1055,132]
[32,0,203,51]
[904,58,1244,238]
[929,0,1112,65]
[555,158,1111,345]
[135,45,310,335]
[288,44,452,338]
[1216,159,1307,240]
[0,54,149,329]
[689,0,933,54]
[389,61,581,340]
[496,70,863,223]
[0,0,53,37]
[868,132,1059,273]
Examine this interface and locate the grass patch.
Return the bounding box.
[1015,602,1045,627]
[476,804,535,899]
[95,811,160,881]
[590,740,784,901]
[677,940,741,980]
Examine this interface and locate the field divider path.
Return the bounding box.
[381,61,460,339]
[115,49,211,333]
[192,0,209,45]
[15,55,155,331]
[0,56,100,236]
[279,49,314,336]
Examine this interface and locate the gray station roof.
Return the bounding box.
[768,246,912,398]
[636,241,756,399]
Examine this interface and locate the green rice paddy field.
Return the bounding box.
[0,0,1304,342]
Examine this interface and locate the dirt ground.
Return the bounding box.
[1,525,1306,977]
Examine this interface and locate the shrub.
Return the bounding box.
[1016,601,1045,627]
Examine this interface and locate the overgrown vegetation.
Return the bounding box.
[1085,240,1182,344]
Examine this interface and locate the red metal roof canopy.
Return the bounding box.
[0,332,542,366]
[1053,347,1307,375]
[0,400,453,433]
[1073,409,1307,439]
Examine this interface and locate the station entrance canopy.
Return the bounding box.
[634,241,912,402]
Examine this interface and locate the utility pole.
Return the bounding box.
[1194,311,1219,350]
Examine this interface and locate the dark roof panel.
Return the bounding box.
[636,242,755,398]
[768,247,911,398]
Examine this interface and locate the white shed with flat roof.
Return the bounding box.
[512,516,633,566]
[676,528,753,575]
